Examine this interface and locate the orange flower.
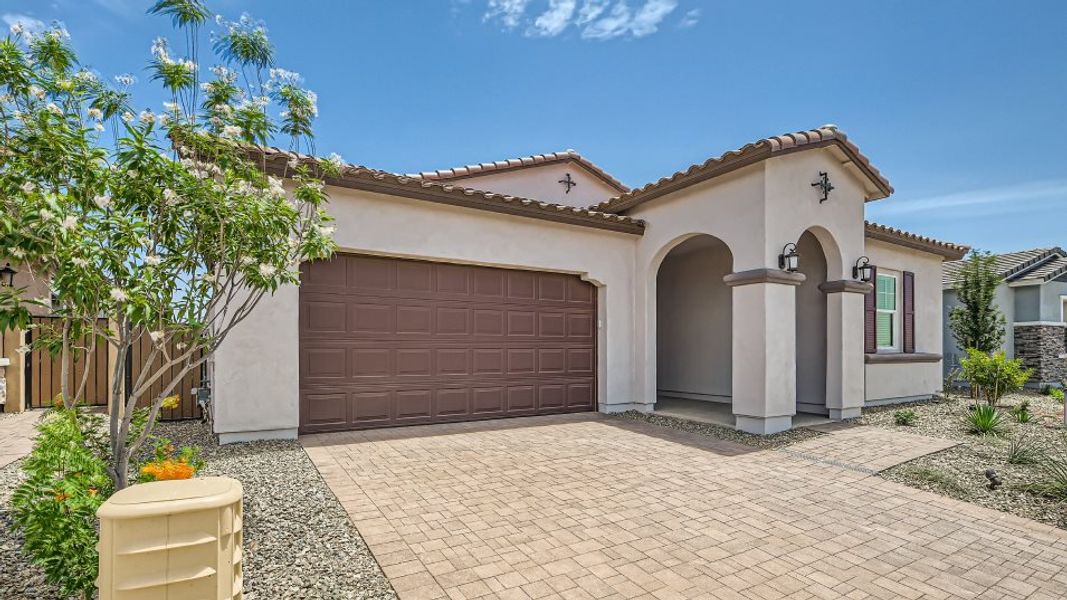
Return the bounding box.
[54,492,69,503]
[141,458,196,481]
[87,488,98,497]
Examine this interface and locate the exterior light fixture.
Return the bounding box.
[852,256,874,282]
[0,262,15,287]
[778,243,800,272]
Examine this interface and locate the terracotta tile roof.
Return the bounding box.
[864,221,969,261]
[248,146,645,235]
[595,125,894,213]
[409,149,630,193]
[943,247,1067,286]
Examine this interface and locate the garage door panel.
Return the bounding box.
[436,388,470,416]
[300,253,596,432]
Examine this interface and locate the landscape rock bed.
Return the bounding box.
[615,410,826,448]
[0,419,396,599]
[864,392,1067,529]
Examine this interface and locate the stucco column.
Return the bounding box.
[724,269,805,434]
[1,328,26,413]
[819,280,870,420]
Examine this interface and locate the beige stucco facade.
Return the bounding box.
[211,129,961,440]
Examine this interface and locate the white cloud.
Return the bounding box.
[485,0,532,30]
[483,0,682,40]
[529,0,577,37]
[2,13,45,35]
[870,179,1067,218]
[678,8,700,29]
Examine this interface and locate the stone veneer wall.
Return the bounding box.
[1013,324,1067,386]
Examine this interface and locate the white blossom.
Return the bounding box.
[326,153,345,169]
[45,102,62,115]
[176,342,187,351]
[94,122,105,132]
[202,272,217,283]
[61,215,77,231]
[21,181,35,193]
[94,195,111,209]
[87,107,103,120]
[150,37,170,63]
[71,257,88,267]
[109,287,128,302]
[121,111,135,123]
[162,101,179,113]
[9,247,25,259]
[138,110,155,124]
[10,22,24,35]
[114,74,136,87]
[222,124,242,138]
[39,208,54,221]
[163,188,178,204]
[149,330,165,343]
[28,85,45,100]
[258,263,277,277]
[145,254,161,266]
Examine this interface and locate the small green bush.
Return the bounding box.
[960,349,1033,407]
[1006,437,1044,464]
[11,405,112,599]
[1049,388,1065,403]
[966,404,1005,435]
[893,409,918,426]
[1009,400,1034,423]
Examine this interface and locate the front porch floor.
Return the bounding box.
[654,397,833,430]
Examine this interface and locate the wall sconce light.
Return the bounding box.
[852,256,874,282]
[778,243,800,272]
[0,262,16,287]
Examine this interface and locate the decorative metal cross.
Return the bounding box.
[558,173,577,194]
[812,171,834,203]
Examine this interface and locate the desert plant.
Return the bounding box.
[1050,388,1065,403]
[9,405,112,599]
[894,409,918,426]
[959,349,1033,407]
[949,251,1007,354]
[966,404,1005,435]
[1009,400,1034,423]
[1006,437,1044,464]
[138,434,205,482]
[1029,438,1067,499]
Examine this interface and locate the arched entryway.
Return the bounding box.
[655,235,734,418]
[796,230,829,415]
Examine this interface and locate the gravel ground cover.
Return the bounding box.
[614,410,826,448]
[0,418,396,599]
[864,392,1067,529]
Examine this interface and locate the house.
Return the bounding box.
[943,247,1067,387]
[202,125,969,442]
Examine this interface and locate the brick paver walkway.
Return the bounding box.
[778,424,958,475]
[0,410,41,469]
[302,414,1067,600]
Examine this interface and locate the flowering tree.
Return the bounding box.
[0,0,337,489]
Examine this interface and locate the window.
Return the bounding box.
[876,274,897,349]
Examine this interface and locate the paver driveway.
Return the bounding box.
[302,414,1067,599]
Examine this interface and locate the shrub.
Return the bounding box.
[1050,388,1065,403]
[1009,400,1034,423]
[1006,437,1044,465]
[966,404,1005,435]
[138,436,204,483]
[10,406,112,599]
[959,349,1033,407]
[894,409,918,426]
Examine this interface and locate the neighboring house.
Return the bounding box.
[943,247,1067,387]
[201,125,968,442]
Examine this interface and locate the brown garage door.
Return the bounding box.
[298,254,597,433]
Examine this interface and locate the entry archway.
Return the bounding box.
[795,230,829,415]
[655,235,734,412]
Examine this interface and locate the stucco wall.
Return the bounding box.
[864,239,945,402]
[447,162,621,209]
[1015,285,1041,322]
[1039,279,1067,321]
[655,237,732,401]
[212,186,640,440]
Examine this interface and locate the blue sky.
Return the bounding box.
[4,0,1066,253]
